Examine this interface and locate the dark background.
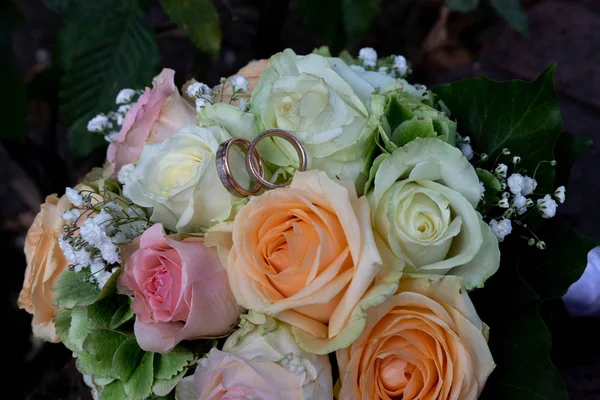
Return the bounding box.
[4,0,600,398]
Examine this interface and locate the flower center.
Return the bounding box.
[143,268,171,307]
[378,355,416,393]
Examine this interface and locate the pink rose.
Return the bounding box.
[117,224,242,353]
[176,348,305,400]
[107,68,197,174]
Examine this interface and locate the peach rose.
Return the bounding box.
[176,348,305,400]
[18,193,79,342]
[214,59,270,105]
[107,68,197,174]
[118,223,242,354]
[336,275,495,400]
[206,170,402,354]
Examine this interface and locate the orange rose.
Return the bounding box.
[18,194,74,342]
[214,59,270,105]
[206,171,402,354]
[336,275,495,400]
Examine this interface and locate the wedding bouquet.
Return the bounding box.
[18,47,596,400]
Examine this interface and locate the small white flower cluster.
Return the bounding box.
[477,148,567,247]
[355,47,410,79]
[59,187,150,288]
[86,88,143,142]
[187,82,213,112]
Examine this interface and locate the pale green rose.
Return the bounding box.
[122,124,242,233]
[250,49,387,192]
[367,138,500,290]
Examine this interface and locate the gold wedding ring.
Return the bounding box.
[215,137,264,197]
[215,129,308,197]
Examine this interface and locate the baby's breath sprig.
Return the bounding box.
[86,88,144,142]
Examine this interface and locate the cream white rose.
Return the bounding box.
[250,49,387,192]
[123,125,240,233]
[367,138,500,289]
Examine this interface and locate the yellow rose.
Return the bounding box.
[206,170,402,354]
[18,193,74,341]
[337,275,495,399]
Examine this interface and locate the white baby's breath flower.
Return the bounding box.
[237,98,250,111]
[117,163,136,185]
[195,97,208,112]
[186,82,212,98]
[61,209,80,223]
[231,75,249,92]
[511,193,528,215]
[522,176,537,196]
[116,88,136,104]
[459,142,473,160]
[393,55,408,76]
[507,173,525,195]
[117,104,133,116]
[378,66,388,74]
[73,249,92,268]
[498,198,510,208]
[350,65,366,73]
[495,163,508,179]
[554,186,566,204]
[489,218,512,242]
[358,47,377,67]
[65,187,84,207]
[94,270,113,289]
[104,131,119,143]
[87,115,109,133]
[58,236,76,264]
[479,182,485,199]
[537,194,558,219]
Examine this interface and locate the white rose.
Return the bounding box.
[367,138,500,290]
[123,125,241,233]
[250,49,387,192]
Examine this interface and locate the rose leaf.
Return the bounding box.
[123,351,155,400]
[154,345,196,380]
[113,338,144,382]
[99,380,126,400]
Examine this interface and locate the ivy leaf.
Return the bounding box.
[100,380,126,400]
[444,0,480,12]
[159,0,221,55]
[113,338,144,382]
[59,0,159,157]
[154,345,195,380]
[152,370,187,397]
[341,0,380,39]
[488,0,528,35]
[53,270,101,309]
[479,303,567,400]
[434,64,561,192]
[123,351,155,400]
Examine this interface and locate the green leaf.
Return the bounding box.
[434,64,561,192]
[59,1,159,157]
[83,329,130,370]
[113,338,144,382]
[100,380,126,400]
[98,268,122,301]
[123,351,155,400]
[53,270,101,309]
[53,309,73,347]
[476,168,501,192]
[444,0,480,12]
[68,306,92,351]
[341,0,380,39]
[295,0,341,41]
[488,0,528,35]
[159,0,221,55]
[154,345,195,380]
[152,370,187,397]
[88,294,132,330]
[479,303,567,400]
[76,350,118,380]
[110,300,134,329]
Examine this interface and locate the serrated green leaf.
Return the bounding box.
[113,338,144,382]
[68,306,92,351]
[53,270,101,309]
[123,351,155,400]
[488,0,528,35]
[433,64,561,193]
[295,0,340,42]
[88,293,132,330]
[341,0,380,39]
[110,299,134,329]
[53,308,72,344]
[159,0,221,55]
[83,329,129,366]
[152,369,187,397]
[76,350,118,380]
[479,303,567,400]
[444,0,480,12]
[59,1,159,157]
[154,345,195,380]
[100,379,126,400]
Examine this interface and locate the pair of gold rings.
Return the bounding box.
[215,129,308,197]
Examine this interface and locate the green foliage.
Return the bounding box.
[342,0,381,39]
[53,270,101,309]
[488,0,528,35]
[159,0,221,55]
[100,380,126,400]
[296,0,341,42]
[435,65,598,399]
[49,0,159,157]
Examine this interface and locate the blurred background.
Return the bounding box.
[3,0,600,398]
